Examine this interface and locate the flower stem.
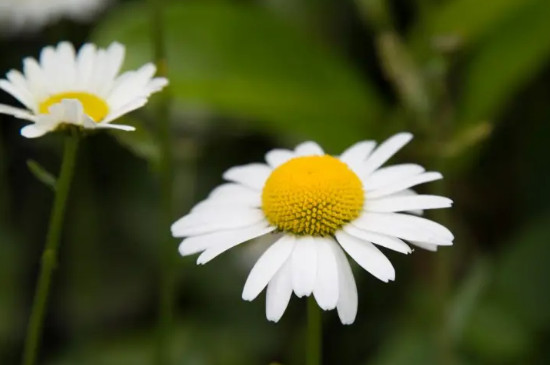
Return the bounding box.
[306,297,322,365]
[21,133,79,365]
[147,0,176,364]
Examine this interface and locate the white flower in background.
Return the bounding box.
[0,0,110,33]
[172,133,454,324]
[0,41,168,138]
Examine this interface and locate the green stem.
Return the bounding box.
[306,297,322,365]
[148,0,176,364]
[21,133,80,365]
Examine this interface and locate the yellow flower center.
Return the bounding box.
[39,92,109,122]
[262,155,364,237]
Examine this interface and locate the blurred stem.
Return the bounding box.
[22,133,79,365]
[306,297,322,365]
[356,0,432,129]
[148,0,176,364]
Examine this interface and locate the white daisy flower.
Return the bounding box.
[171,133,454,324]
[0,41,168,138]
[0,0,110,33]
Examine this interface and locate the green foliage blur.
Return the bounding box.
[1,0,550,364]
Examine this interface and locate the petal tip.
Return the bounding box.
[266,316,280,323]
[241,293,254,302]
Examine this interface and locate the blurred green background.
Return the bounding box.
[1,0,550,364]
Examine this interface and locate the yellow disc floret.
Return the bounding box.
[262,155,364,237]
[39,92,109,122]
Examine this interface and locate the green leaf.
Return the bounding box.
[458,0,550,126]
[92,1,384,150]
[427,0,530,46]
[26,159,57,191]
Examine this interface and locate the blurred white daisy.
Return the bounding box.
[0,0,110,33]
[0,41,168,138]
[171,133,454,324]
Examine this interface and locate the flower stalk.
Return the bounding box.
[22,132,79,365]
[147,0,176,363]
[307,297,322,365]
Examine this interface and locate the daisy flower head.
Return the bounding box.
[171,133,454,324]
[0,0,110,34]
[0,41,168,138]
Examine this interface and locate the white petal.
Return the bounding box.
[242,235,295,301]
[87,48,108,93]
[75,43,97,89]
[23,57,48,102]
[265,149,295,168]
[105,71,134,106]
[344,224,411,254]
[367,172,443,199]
[353,212,454,245]
[145,77,169,93]
[97,42,125,96]
[313,237,339,310]
[60,99,82,123]
[95,123,136,132]
[366,195,453,213]
[20,124,50,138]
[102,97,148,124]
[335,231,395,282]
[291,237,319,297]
[394,189,418,196]
[45,99,92,127]
[0,79,34,110]
[330,241,358,325]
[359,132,413,177]
[223,163,272,191]
[56,42,76,91]
[171,208,265,236]
[39,46,59,89]
[0,104,35,121]
[192,186,260,213]
[294,141,324,156]
[339,140,376,164]
[410,241,439,251]
[191,203,259,217]
[363,164,425,191]
[107,63,158,108]
[196,225,276,264]
[391,189,423,215]
[266,259,293,322]
[6,70,36,109]
[178,222,272,256]
[207,183,260,205]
